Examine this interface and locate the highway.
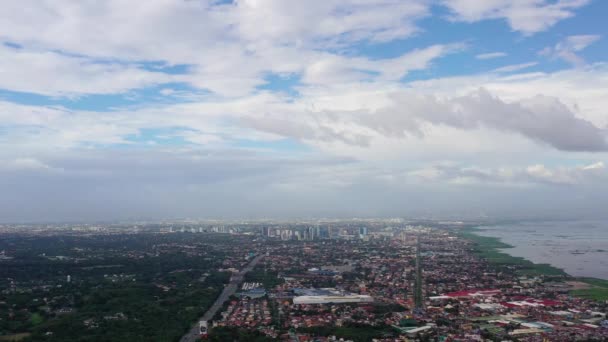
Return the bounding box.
[414,237,424,310]
[179,254,264,342]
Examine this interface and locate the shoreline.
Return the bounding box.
[459,226,608,301]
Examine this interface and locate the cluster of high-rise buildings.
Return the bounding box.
[261,225,370,241]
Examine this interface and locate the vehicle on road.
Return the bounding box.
[199,320,209,339]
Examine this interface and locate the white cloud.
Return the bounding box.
[241,88,607,152]
[9,158,51,170]
[0,0,594,100]
[539,34,601,66]
[0,158,63,172]
[0,0,606,220]
[582,161,605,170]
[4,62,607,164]
[0,0,434,98]
[476,52,507,60]
[565,34,602,51]
[0,0,229,63]
[492,62,538,73]
[232,0,430,46]
[301,44,463,85]
[0,45,175,96]
[442,0,590,34]
[407,63,608,127]
[525,161,605,184]
[407,161,606,186]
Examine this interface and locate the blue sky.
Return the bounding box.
[0,0,607,221]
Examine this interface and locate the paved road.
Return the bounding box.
[180,254,264,342]
[414,237,423,309]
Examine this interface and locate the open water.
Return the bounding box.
[475,220,608,279]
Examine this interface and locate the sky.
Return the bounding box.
[1,0,607,222]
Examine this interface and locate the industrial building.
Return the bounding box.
[293,294,374,304]
[292,288,373,304]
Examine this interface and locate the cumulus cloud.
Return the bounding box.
[387,89,608,151]
[406,63,608,127]
[240,89,608,152]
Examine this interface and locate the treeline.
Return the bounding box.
[243,267,283,289]
[0,233,239,341]
[208,327,275,342]
[297,322,395,342]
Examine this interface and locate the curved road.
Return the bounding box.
[180,254,264,342]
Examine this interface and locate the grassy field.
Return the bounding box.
[571,288,608,301]
[0,333,31,341]
[577,277,608,287]
[572,277,608,301]
[28,313,43,326]
[459,227,567,276]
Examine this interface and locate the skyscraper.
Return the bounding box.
[359,227,368,239]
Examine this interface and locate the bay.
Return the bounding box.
[476,220,608,279]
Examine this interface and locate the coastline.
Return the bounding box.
[459,226,608,301]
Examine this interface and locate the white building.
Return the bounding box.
[293,294,373,304]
